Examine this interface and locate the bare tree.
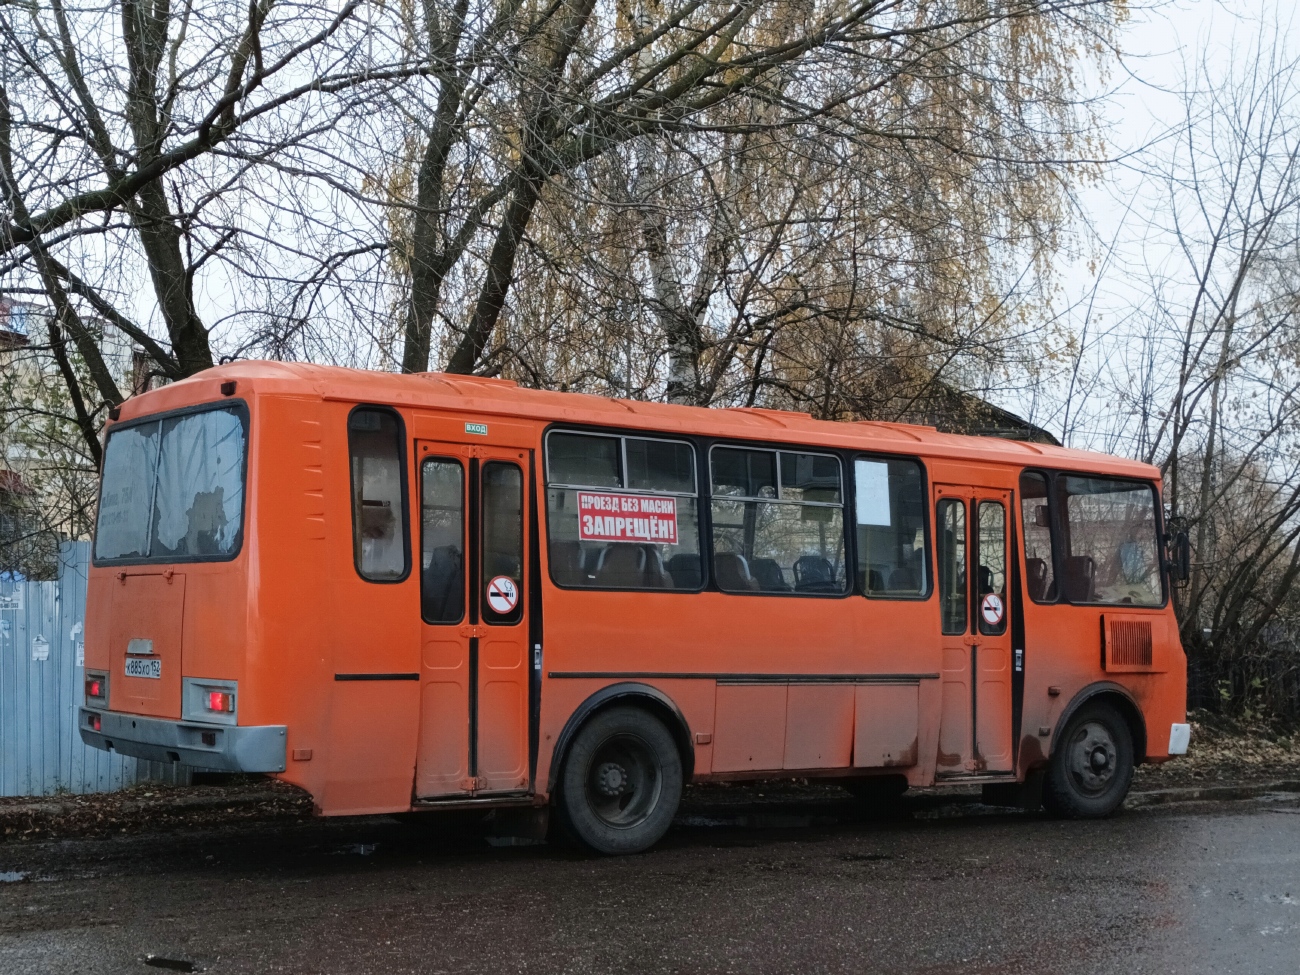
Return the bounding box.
[1067,23,1300,717]
[0,0,1122,571]
[355,0,1121,381]
[0,0,418,459]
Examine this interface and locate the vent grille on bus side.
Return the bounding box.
[1103,617,1154,671]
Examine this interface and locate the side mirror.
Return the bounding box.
[1034,504,1050,528]
[1166,517,1191,585]
[1172,531,1190,583]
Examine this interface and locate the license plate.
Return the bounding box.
[124,656,161,679]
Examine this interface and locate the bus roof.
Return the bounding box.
[121,360,1160,482]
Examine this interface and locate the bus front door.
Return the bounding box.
[414,441,532,798]
[934,486,1015,776]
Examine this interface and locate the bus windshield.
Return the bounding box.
[1056,475,1162,606]
[94,405,247,562]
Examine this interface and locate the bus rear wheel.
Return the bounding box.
[556,706,683,855]
[1043,701,1134,818]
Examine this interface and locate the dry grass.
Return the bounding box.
[1134,709,1300,789]
[0,778,311,842]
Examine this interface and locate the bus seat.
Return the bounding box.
[749,558,790,591]
[486,553,521,580]
[1024,557,1049,601]
[593,544,646,588]
[580,545,603,580]
[667,553,703,589]
[714,552,758,591]
[421,544,464,620]
[1061,555,1095,602]
[793,555,834,591]
[867,568,885,592]
[888,566,917,592]
[909,548,926,588]
[549,540,584,586]
[642,546,670,588]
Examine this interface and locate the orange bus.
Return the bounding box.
[80,362,1190,853]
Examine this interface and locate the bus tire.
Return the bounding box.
[1042,700,1134,818]
[555,705,683,855]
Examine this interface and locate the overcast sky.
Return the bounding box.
[1023,0,1300,448]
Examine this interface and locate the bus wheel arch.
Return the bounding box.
[1044,684,1143,818]
[550,686,691,854]
[548,682,695,796]
[1052,682,1148,765]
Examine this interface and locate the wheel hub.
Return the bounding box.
[583,731,664,830]
[594,762,629,797]
[1069,721,1118,794]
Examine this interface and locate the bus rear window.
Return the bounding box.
[95,406,247,562]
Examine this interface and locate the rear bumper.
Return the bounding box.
[78,708,287,773]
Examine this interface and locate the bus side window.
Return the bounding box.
[482,462,524,625]
[937,499,967,634]
[1019,471,1056,602]
[421,458,465,623]
[855,457,928,597]
[348,408,409,582]
[544,431,701,591]
[709,447,847,595]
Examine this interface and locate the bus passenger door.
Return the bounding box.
[414,441,532,798]
[933,486,1014,776]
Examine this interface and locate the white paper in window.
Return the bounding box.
[152,410,245,557]
[855,460,892,526]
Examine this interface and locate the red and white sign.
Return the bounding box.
[577,491,679,545]
[981,592,1005,627]
[486,575,519,614]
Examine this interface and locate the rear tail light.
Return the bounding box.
[85,671,108,705]
[182,678,238,724]
[205,691,235,713]
[87,713,101,732]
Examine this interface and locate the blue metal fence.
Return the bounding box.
[0,541,188,796]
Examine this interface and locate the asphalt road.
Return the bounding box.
[2,792,1299,975]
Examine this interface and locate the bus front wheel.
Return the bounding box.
[1042,701,1134,818]
[555,706,683,855]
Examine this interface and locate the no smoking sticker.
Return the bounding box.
[486,575,519,614]
[981,592,1005,627]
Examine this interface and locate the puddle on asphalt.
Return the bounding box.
[144,955,202,972]
[677,815,741,827]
